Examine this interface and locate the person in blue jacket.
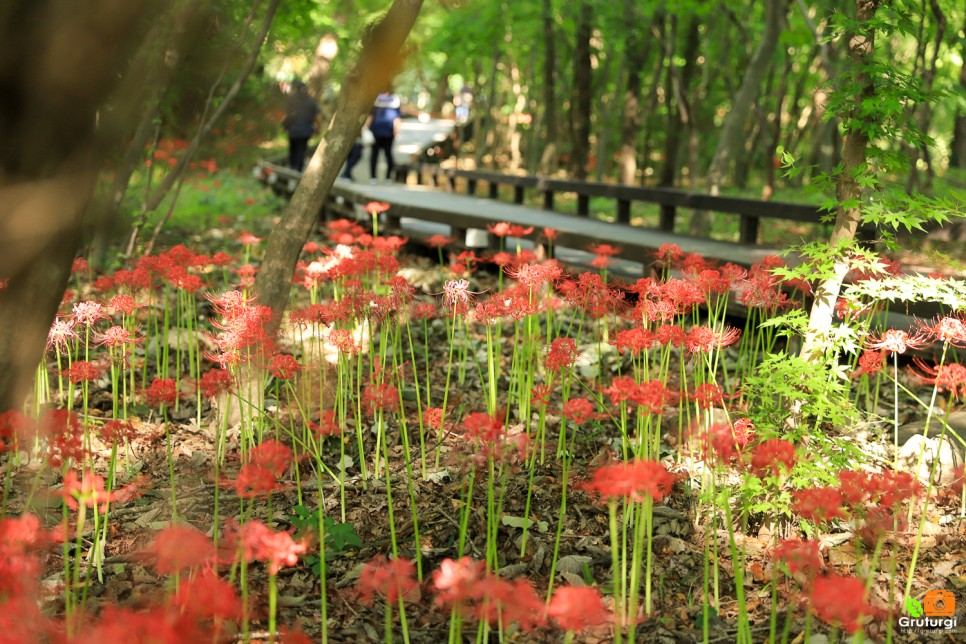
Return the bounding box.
[282,80,320,172]
[367,90,402,183]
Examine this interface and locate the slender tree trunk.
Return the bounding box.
[800,0,882,363]
[639,15,668,184]
[658,15,679,187]
[908,0,945,193]
[142,0,281,215]
[661,15,700,187]
[692,0,785,234]
[763,53,791,200]
[539,0,558,173]
[952,12,966,168]
[618,0,647,185]
[571,1,592,180]
[307,33,339,100]
[253,0,424,334]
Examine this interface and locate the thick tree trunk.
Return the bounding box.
[253,0,424,335]
[307,33,339,100]
[571,1,592,180]
[0,1,175,412]
[692,0,785,234]
[800,0,881,363]
[661,15,700,187]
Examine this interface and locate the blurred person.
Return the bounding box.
[282,79,320,172]
[367,90,402,184]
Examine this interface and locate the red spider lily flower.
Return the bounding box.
[589,243,621,257]
[507,261,563,288]
[490,251,514,268]
[358,555,420,605]
[612,327,658,355]
[852,350,885,379]
[365,201,391,215]
[474,577,547,632]
[691,383,724,410]
[582,459,677,503]
[487,221,533,237]
[172,571,242,622]
[772,539,822,579]
[59,469,115,511]
[546,337,579,372]
[562,397,599,424]
[442,278,475,314]
[433,557,487,608]
[602,377,673,413]
[236,520,308,575]
[328,328,361,354]
[41,409,85,467]
[145,377,178,407]
[867,470,920,508]
[66,360,105,384]
[808,574,877,634]
[548,585,610,632]
[423,407,445,431]
[866,329,929,355]
[108,294,141,316]
[750,439,797,477]
[656,323,687,347]
[46,317,78,352]
[71,300,107,327]
[249,439,292,477]
[230,464,281,499]
[199,368,235,398]
[560,272,625,319]
[590,255,612,269]
[71,257,88,273]
[427,233,455,248]
[237,231,262,245]
[310,411,344,438]
[792,487,845,523]
[211,251,233,266]
[165,266,205,293]
[918,314,966,348]
[543,227,559,240]
[0,409,30,452]
[97,419,137,444]
[94,325,141,349]
[363,382,399,414]
[269,353,301,379]
[530,384,554,407]
[147,524,215,575]
[704,420,755,465]
[685,325,741,353]
[910,358,966,399]
[686,268,731,296]
[654,243,683,268]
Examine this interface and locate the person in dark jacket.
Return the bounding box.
[367,91,402,183]
[283,80,320,172]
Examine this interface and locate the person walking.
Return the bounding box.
[283,80,320,172]
[367,90,402,184]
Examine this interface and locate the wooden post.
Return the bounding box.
[468,177,477,195]
[514,185,524,204]
[488,181,499,200]
[543,190,554,210]
[659,204,676,231]
[577,193,589,216]
[738,216,760,244]
[617,198,631,223]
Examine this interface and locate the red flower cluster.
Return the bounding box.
[582,459,677,502]
[358,555,420,605]
[432,557,544,631]
[750,439,797,477]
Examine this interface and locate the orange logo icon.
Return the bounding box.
[923,590,956,618]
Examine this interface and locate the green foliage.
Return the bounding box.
[288,504,362,577]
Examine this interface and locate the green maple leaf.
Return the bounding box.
[905,597,924,618]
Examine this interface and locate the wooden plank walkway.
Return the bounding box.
[329,181,781,270]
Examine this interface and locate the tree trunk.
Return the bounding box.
[800,0,881,363]
[142,0,281,215]
[253,0,424,335]
[0,1,177,412]
[658,15,679,187]
[539,0,558,174]
[692,0,785,234]
[618,2,646,185]
[952,11,966,168]
[661,15,700,187]
[307,33,339,100]
[571,1,592,180]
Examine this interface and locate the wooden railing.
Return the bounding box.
[401,164,832,246]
